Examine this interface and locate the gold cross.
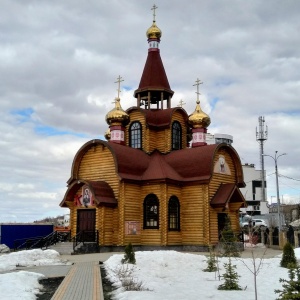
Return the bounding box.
[178,99,186,107]
[151,4,158,21]
[114,75,124,99]
[193,78,203,102]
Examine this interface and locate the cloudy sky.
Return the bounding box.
[1,0,299,223]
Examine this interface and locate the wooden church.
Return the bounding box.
[60,7,246,251]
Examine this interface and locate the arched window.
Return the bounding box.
[143,194,159,229]
[130,121,142,149]
[172,121,181,150]
[168,196,180,231]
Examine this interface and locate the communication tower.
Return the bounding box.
[256,116,268,202]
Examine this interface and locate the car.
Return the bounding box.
[241,219,268,229]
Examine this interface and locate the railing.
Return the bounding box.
[14,230,71,251]
[72,230,98,252]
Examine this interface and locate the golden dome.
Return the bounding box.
[188,100,211,128]
[146,21,162,39]
[105,98,129,126]
[104,128,111,140]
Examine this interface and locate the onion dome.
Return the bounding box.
[105,98,129,126]
[104,128,111,140]
[146,21,162,39]
[188,99,211,129]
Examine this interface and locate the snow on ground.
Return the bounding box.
[0,246,299,300]
[0,248,67,300]
[104,249,291,300]
[0,248,65,272]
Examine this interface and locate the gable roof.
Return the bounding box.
[210,183,246,209]
[60,180,117,208]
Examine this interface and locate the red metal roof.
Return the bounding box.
[60,179,117,208]
[108,142,219,182]
[137,51,171,91]
[66,140,245,197]
[126,107,189,129]
[210,183,246,208]
[87,181,117,207]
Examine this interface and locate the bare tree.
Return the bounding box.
[237,228,269,300]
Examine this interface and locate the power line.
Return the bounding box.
[278,174,300,182]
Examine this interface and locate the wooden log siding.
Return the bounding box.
[209,208,219,245]
[126,111,147,150]
[70,206,76,238]
[208,149,240,245]
[102,207,115,245]
[139,184,163,245]
[126,110,187,154]
[123,183,142,245]
[118,182,125,245]
[77,145,119,198]
[181,185,205,245]
[209,149,237,199]
[166,185,182,245]
[171,112,187,150]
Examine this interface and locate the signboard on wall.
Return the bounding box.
[125,221,141,235]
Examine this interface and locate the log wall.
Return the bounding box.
[77,144,119,197]
[208,148,239,245]
[180,185,206,245]
[126,110,188,154]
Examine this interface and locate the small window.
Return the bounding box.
[143,194,159,229]
[172,121,181,150]
[130,121,142,149]
[168,196,180,231]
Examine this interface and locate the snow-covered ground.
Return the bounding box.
[104,247,299,300]
[0,248,67,300]
[0,246,298,300]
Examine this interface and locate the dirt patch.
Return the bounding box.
[37,277,64,300]
[101,266,114,300]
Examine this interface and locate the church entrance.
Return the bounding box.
[217,213,228,240]
[77,209,96,242]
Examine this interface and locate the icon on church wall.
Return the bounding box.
[213,155,231,175]
[125,221,141,235]
[81,186,93,207]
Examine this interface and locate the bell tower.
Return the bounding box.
[134,5,174,110]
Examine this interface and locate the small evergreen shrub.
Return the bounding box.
[275,266,300,299]
[203,247,217,272]
[281,242,297,268]
[218,258,242,291]
[219,216,240,257]
[121,242,136,264]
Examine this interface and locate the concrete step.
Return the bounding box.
[48,242,74,255]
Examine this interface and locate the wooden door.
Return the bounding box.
[217,213,228,240]
[77,209,96,242]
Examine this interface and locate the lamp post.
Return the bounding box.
[263,151,287,231]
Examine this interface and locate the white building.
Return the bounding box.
[239,163,269,216]
[206,133,233,145]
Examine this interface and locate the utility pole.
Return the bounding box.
[256,116,268,202]
[263,151,287,231]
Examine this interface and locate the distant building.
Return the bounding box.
[239,163,269,216]
[206,133,233,146]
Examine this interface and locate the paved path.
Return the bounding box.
[49,253,118,300]
[51,261,102,300]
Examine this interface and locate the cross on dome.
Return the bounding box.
[151,4,158,22]
[177,99,186,107]
[193,78,203,103]
[115,75,124,99]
